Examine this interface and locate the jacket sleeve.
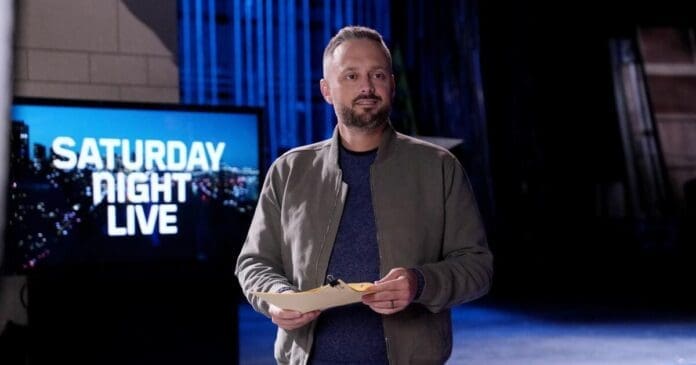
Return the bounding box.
[415,156,493,313]
[235,161,297,318]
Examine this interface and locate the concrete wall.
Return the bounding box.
[13,0,179,103]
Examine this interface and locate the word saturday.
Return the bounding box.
[51,137,226,172]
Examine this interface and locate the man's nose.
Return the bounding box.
[359,77,375,94]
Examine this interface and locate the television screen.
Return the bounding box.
[2,98,263,274]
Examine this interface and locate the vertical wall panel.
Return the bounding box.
[265,0,276,159]
[302,0,311,143]
[278,0,287,147]
[181,0,192,103]
[208,0,219,104]
[244,0,254,106]
[194,0,205,104]
[346,0,353,25]
[323,0,334,138]
[288,2,298,147]
[256,0,265,106]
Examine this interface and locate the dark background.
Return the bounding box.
[473,0,696,307]
[4,1,696,364]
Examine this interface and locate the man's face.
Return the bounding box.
[320,39,395,131]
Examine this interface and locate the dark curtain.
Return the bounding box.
[391,0,494,220]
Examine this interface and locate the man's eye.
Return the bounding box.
[373,73,386,80]
[345,74,357,80]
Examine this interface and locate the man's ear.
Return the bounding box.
[391,74,396,99]
[320,78,333,104]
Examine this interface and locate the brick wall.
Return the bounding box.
[639,27,696,203]
[13,0,179,103]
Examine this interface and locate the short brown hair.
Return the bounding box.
[322,26,392,77]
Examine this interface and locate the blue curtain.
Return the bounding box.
[179,0,391,167]
[179,0,493,217]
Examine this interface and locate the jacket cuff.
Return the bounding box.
[276,286,295,293]
[268,282,297,294]
[409,267,426,300]
[412,265,439,306]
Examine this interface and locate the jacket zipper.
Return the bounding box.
[314,172,344,286]
[372,166,392,365]
[385,336,392,364]
[307,173,344,364]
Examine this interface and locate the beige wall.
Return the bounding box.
[13,0,179,103]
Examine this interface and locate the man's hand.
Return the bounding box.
[362,267,417,315]
[269,304,320,331]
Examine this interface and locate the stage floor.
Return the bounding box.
[239,301,696,364]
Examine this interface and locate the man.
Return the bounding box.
[235,25,493,364]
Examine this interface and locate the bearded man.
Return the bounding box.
[236,25,493,365]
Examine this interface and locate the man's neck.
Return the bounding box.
[337,123,386,152]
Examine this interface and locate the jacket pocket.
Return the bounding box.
[388,307,452,364]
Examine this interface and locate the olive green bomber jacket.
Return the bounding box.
[235,124,493,364]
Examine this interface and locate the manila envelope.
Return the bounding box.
[252,279,374,313]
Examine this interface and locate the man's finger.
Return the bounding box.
[371,275,409,292]
[269,305,302,319]
[375,267,406,284]
[362,291,406,305]
[271,310,320,330]
[367,300,403,315]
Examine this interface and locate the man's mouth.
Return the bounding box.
[353,97,380,106]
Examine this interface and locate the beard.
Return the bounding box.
[337,95,390,131]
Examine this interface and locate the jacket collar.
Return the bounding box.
[329,122,397,167]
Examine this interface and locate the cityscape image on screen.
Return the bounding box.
[3,99,262,273]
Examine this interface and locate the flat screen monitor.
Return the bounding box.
[2,97,263,274]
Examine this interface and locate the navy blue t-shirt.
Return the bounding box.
[310,145,387,365]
